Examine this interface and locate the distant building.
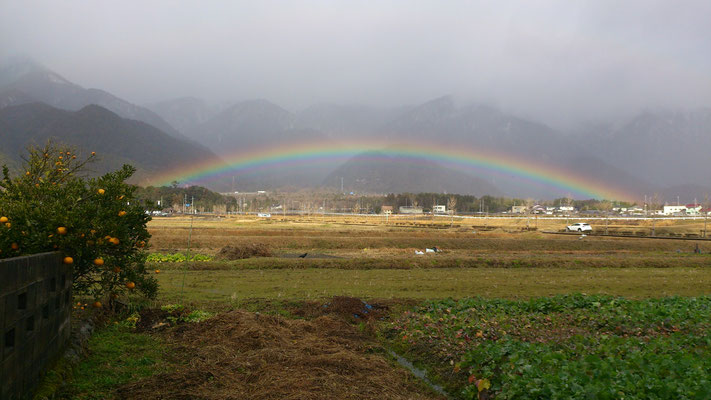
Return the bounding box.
[433,205,447,214]
[685,204,703,215]
[381,205,394,214]
[662,205,686,215]
[530,204,546,214]
[399,206,423,214]
[627,206,644,215]
[511,205,527,214]
[557,206,575,213]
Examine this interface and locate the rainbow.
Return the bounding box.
[148,140,635,201]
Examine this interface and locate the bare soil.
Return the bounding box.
[117,298,441,400]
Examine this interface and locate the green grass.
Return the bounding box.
[155,267,711,305]
[61,323,172,400]
[149,252,711,271]
[386,295,711,399]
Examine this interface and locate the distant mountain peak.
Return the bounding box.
[0,59,184,138]
[0,56,71,87]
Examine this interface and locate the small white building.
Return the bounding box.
[627,206,644,215]
[662,205,686,215]
[433,205,447,214]
[399,206,423,214]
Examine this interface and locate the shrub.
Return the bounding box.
[0,143,157,299]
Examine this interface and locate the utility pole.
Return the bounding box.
[704,195,709,238]
[191,196,194,214]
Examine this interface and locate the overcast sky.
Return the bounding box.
[1,0,710,129]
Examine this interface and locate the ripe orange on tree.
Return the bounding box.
[63,256,74,265]
[1,143,156,301]
[92,301,102,308]
[125,281,136,289]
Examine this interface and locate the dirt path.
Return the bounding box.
[117,304,443,400]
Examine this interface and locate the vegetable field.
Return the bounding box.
[386,295,711,399]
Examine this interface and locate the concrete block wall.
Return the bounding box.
[1,252,71,400]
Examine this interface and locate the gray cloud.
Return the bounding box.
[2,0,710,128]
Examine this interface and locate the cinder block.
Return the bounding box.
[36,281,49,308]
[0,258,19,297]
[0,298,4,363]
[26,283,38,311]
[1,252,67,400]
[2,322,17,359]
[1,349,17,391]
[16,257,30,288]
[27,260,39,285]
[36,324,50,355]
[23,313,36,340]
[4,291,18,325]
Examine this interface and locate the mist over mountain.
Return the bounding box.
[146,97,225,135]
[2,58,710,201]
[293,104,410,140]
[324,151,501,196]
[580,109,711,187]
[0,57,183,139]
[0,102,217,184]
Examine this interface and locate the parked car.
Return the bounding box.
[567,222,592,232]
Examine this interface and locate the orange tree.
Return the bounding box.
[0,144,157,300]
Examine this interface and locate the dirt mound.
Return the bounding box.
[118,310,439,400]
[325,296,385,321]
[215,244,272,260]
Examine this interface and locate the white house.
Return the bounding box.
[433,205,447,214]
[662,205,686,215]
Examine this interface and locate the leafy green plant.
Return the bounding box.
[387,295,711,399]
[0,143,156,300]
[183,310,212,323]
[147,252,212,263]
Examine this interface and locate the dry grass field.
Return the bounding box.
[146,214,711,306]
